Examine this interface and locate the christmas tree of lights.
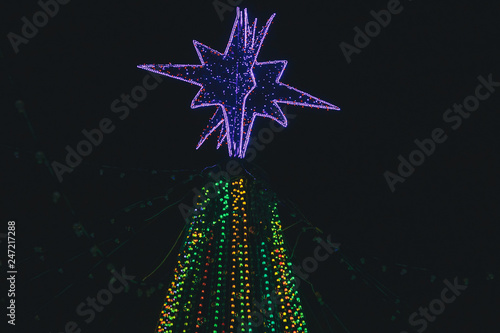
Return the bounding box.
[139,7,339,333]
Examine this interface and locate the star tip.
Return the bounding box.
[196,139,205,150]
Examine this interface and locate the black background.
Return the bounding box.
[1,0,499,332]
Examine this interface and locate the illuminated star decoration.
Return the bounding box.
[138,7,340,158]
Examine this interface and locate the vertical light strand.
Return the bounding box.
[194,184,212,332]
[206,179,230,332]
[178,190,210,332]
[269,200,308,332]
[239,178,252,331]
[258,238,278,332]
[158,191,209,333]
[228,177,253,332]
[228,178,239,332]
[220,179,230,333]
[194,240,211,331]
[248,179,278,332]
[157,203,200,333]
[182,195,207,331]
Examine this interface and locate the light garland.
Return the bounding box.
[155,176,308,332]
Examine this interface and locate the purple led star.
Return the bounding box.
[138,7,340,158]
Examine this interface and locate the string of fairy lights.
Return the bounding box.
[268,193,308,332]
[156,176,310,332]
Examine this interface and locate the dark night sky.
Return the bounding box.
[1,0,499,332]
